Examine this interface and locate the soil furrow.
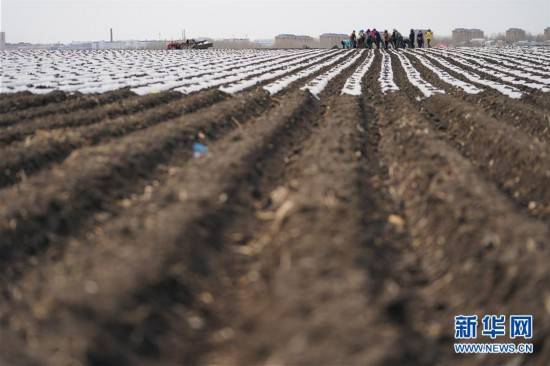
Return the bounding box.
[0,52,361,189]
[0,52,367,365]
[0,89,227,188]
[0,49,362,264]
[208,89,434,365]
[199,56,407,365]
[0,90,272,274]
[432,50,550,89]
[390,52,550,221]
[0,88,135,128]
[0,91,75,116]
[402,52,550,143]
[364,58,550,365]
[0,91,317,365]
[2,48,549,366]
[461,51,550,77]
[0,91,183,146]
[429,51,550,111]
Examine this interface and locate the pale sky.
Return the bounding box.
[1,0,549,43]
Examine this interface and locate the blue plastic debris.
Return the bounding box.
[193,142,208,158]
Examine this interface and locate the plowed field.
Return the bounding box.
[1,47,549,365]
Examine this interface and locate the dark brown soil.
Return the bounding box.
[401,52,550,143]
[1,49,549,366]
[428,51,550,111]
[0,90,228,188]
[392,52,550,220]
[0,91,183,146]
[0,88,134,127]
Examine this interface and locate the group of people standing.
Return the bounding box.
[343,29,433,49]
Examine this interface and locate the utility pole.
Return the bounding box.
[110,28,113,42]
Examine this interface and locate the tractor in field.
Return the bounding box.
[166,39,213,50]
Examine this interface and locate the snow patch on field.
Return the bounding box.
[2,47,549,98]
[379,50,399,94]
[405,51,483,94]
[341,51,375,96]
[461,49,550,75]
[263,51,352,95]
[133,50,307,94]
[301,50,364,98]
[450,49,550,86]
[0,49,316,95]
[219,50,339,94]
[428,49,550,92]
[418,50,523,99]
[174,50,324,94]
[392,50,444,98]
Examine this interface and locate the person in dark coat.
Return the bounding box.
[358,30,365,49]
[397,31,404,48]
[350,30,357,48]
[417,30,424,48]
[374,29,381,49]
[383,30,390,49]
[409,29,415,48]
[391,29,398,49]
[366,29,373,49]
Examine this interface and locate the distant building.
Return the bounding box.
[274,34,316,49]
[452,28,485,45]
[506,28,526,43]
[320,33,348,48]
[452,29,469,44]
[0,32,5,50]
[545,27,550,40]
[469,29,484,40]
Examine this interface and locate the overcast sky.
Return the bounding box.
[1,0,549,43]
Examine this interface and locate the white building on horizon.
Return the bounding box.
[274,34,317,48]
[320,33,348,48]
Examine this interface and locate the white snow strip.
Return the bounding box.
[429,49,550,91]
[341,51,375,96]
[452,49,550,83]
[392,50,444,98]
[416,50,523,99]
[0,49,317,95]
[134,50,322,95]
[173,50,325,94]
[2,49,245,92]
[404,50,483,94]
[498,48,550,64]
[263,51,352,95]
[378,50,399,94]
[219,50,340,94]
[465,49,550,74]
[301,50,364,98]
